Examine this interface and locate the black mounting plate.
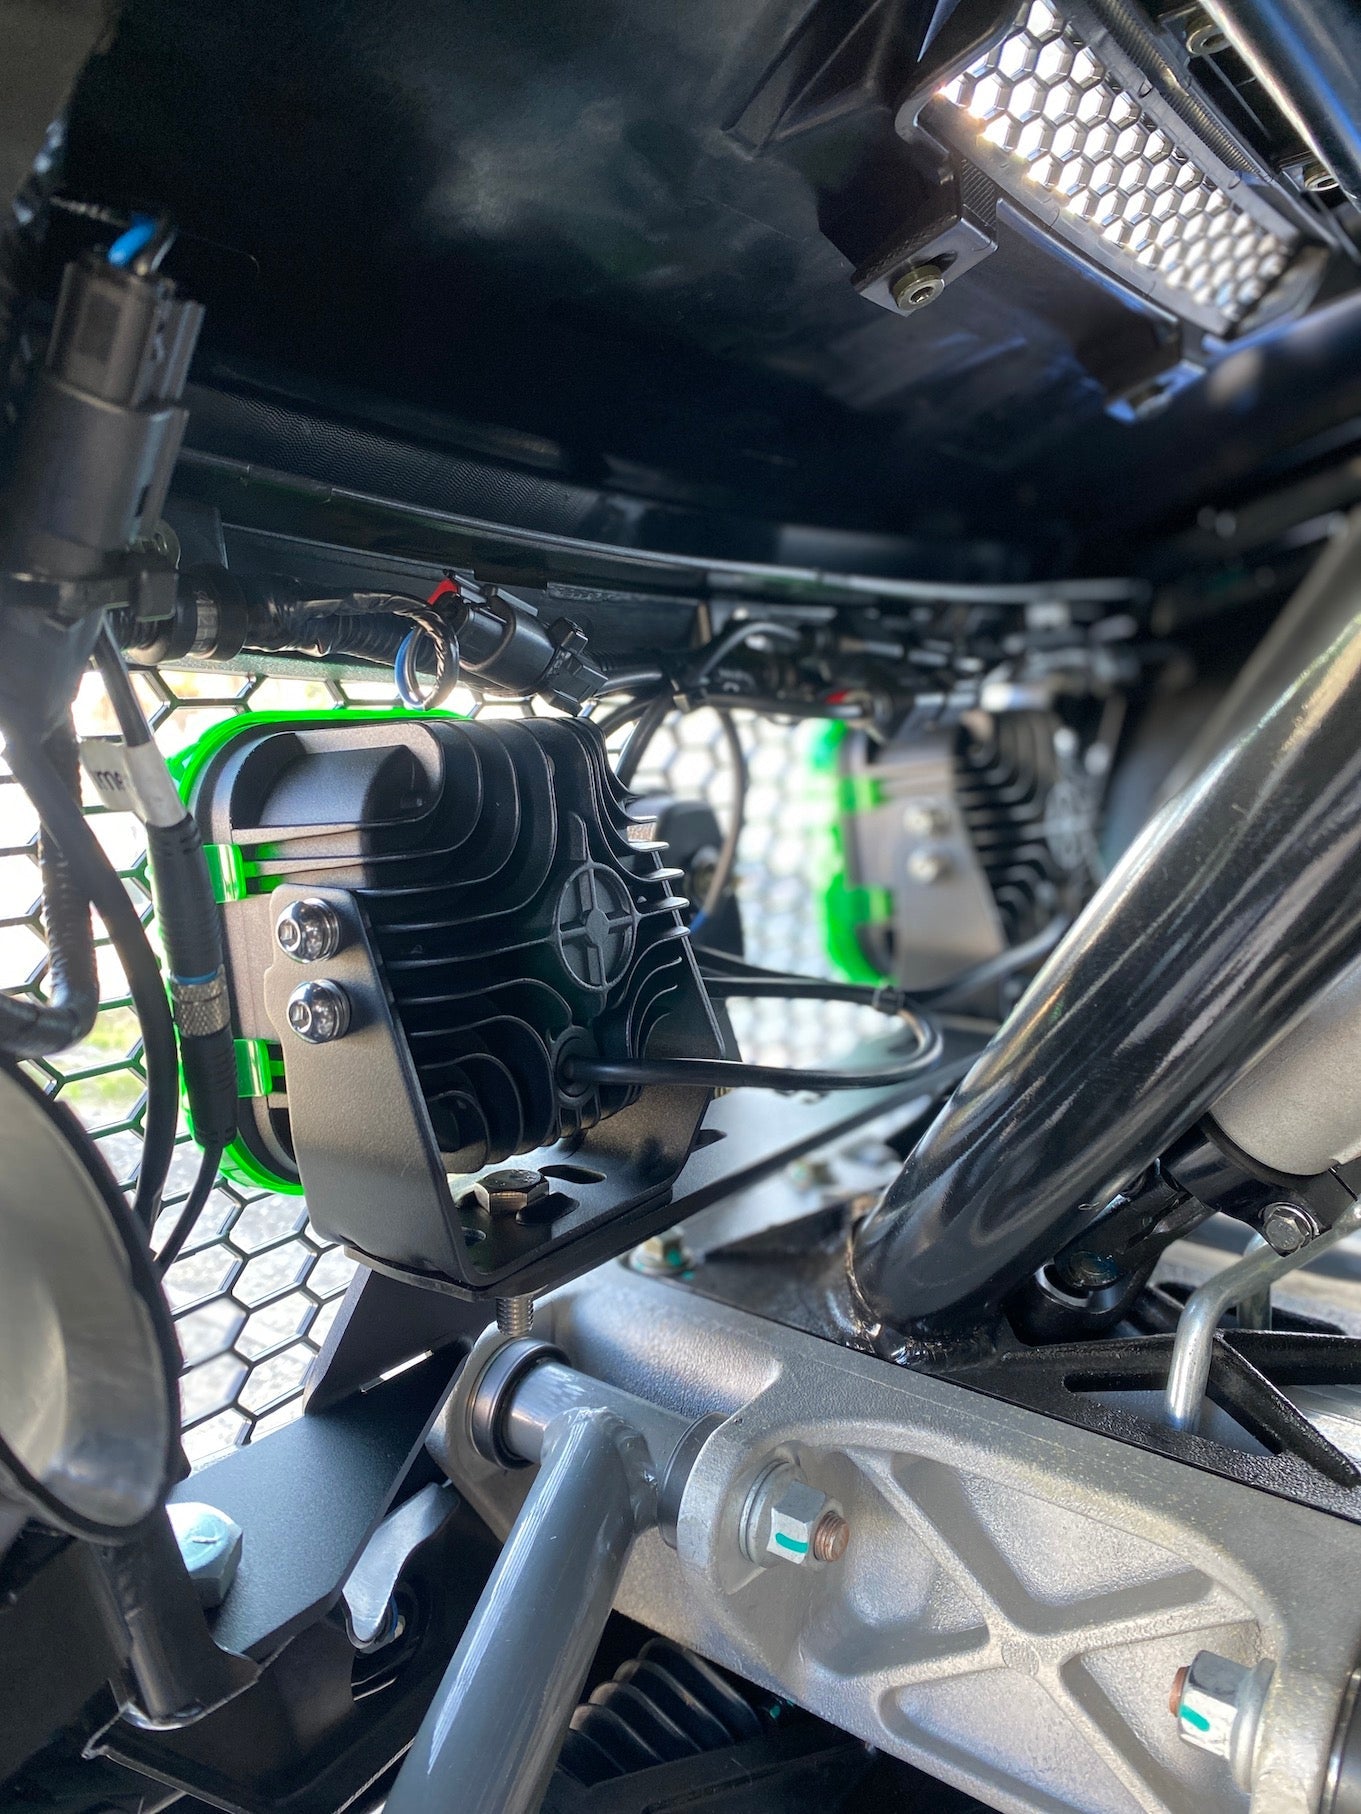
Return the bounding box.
[263,885,715,1300]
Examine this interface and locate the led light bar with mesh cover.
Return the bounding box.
[913,0,1303,336]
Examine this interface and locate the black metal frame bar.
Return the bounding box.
[853,515,1361,1336]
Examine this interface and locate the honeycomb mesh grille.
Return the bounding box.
[0,668,868,1463]
[937,0,1292,327]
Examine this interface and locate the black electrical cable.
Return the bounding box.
[697,954,941,1041]
[699,923,1068,1010]
[690,619,801,683]
[598,664,666,693]
[591,693,667,742]
[229,586,464,697]
[395,610,461,709]
[714,695,870,723]
[128,219,178,277]
[564,1051,941,1092]
[616,691,676,788]
[697,948,910,1004]
[915,916,1069,1005]
[703,971,918,1013]
[260,587,435,625]
[308,593,463,707]
[564,1019,944,1094]
[154,1140,224,1274]
[95,627,238,1161]
[0,721,99,1058]
[691,708,746,932]
[2,716,179,1230]
[227,609,405,663]
[95,622,156,741]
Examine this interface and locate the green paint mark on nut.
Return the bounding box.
[774,1531,810,1554]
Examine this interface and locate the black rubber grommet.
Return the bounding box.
[467,1336,566,1468]
[657,1411,726,1547]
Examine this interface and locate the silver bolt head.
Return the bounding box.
[168,1501,243,1610]
[286,978,351,1043]
[629,1230,694,1276]
[891,264,945,313]
[1261,1202,1318,1255]
[768,1478,835,1565]
[788,1157,835,1190]
[275,897,343,963]
[1061,1251,1122,1291]
[474,1167,550,1216]
[902,803,947,838]
[907,849,949,885]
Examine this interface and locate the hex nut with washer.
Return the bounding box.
[1301,157,1339,193]
[1184,10,1229,54]
[739,1461,850,1567]
[1261,1202,1319,1255]
[474,1168,550,1217]
[1171,1650,1274,1790]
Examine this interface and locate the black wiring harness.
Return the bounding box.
[0,631,237,1252]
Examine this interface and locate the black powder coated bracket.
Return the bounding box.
[677,1176,1361,1527]
[299,1028,987,1407]
[168,1349,457,1662]
[0,1536,132,1784]
[261,884,715,1300]
[1,1352,463,1808]
[96,1498,500,1814]
[304,1266,492,1414]
[933,1324,1361,1522]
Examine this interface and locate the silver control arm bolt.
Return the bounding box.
[1171,1650,1274,1790]
[1261,1201,1319,1255]
[739,1461,850,1567]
